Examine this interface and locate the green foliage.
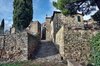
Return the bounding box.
[92,10,100,22]
[13,0,33,31]
[53,2,58,9]
[90,33,100,66]
[53,0,79,15]
[61,9,70,15]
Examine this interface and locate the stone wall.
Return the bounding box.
[51,11,85,43]
[55,26,64,57]
[41,17,51,40]
[4,32,28,61]
[28,33,39,59]
[45,21,51,41]
[27,21,41,38]
[64,25,99,64]
[55,24,99,65]
[0,31,39,62]
[51,21,55,42]
[50,11,100,65]
[52,12,64,42]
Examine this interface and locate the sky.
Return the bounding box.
[33,0,57,23]
[0,0,13,30]
[0,0,99,30]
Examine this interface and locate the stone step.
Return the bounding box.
[34,54,61,63]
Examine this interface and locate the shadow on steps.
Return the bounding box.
[33,40,59,59]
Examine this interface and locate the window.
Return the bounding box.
[77,16,81,22]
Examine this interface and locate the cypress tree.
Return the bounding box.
[0,19,5,34]
[13,0,33,31]
[1,19,4,29]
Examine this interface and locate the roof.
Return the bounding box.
[50,11,84,23]
[30,21,41,25]
[52,11,61,19]
[46,17,51,19]
[51,11,61,22]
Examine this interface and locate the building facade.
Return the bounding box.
[41,17,51,40]
[50,11,98,65]
[27,21,41,38]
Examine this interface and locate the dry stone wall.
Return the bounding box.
[52,12,85,43]
[64,25,99,65]
[46,22,51,41]
[0,31,39,62]
[4,32,28,61]
[56,26,64,57]
[55,24,99,65]
[28,33,39,59]
[52,12,99,65]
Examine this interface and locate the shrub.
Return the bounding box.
[90,33,100,66]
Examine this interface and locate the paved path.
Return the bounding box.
[34,40,61,62]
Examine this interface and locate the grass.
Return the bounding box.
[0,60,67,66]
[0,61,40,66]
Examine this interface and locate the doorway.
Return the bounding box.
[41,27,46,40]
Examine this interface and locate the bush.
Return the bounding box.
[90,33,100,66]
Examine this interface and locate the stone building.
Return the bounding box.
[27,21,41,38]
[41,17,51,40]
[50,11,84,42]
[56,25,99,65]
[50,11,98,65]
[50,11,62,42]
[83,19,98,30]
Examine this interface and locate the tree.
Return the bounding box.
[53,0,96,15]
[0,19,5,34]
[1,19,4,29]
[94,0,100,9]
[53,0,79,15]
[92,10,100,22]
[13,0,33,31]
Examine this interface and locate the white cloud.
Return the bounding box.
[49,0,60,12]
[5,20,13,31]
[0,0,13,31]
[83,6,99,20]
[49,0,57,3]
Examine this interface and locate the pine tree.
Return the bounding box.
[13,0,33,31]
[53,0,80,15]
[53,0,97,15]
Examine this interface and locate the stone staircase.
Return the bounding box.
[34,40,61,62]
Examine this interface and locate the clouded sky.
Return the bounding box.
[0,0,13,30]
[0,0,57,30]
[33,0,57,23]
[0,0,99,30]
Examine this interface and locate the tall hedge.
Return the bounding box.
[13,0,33,31]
